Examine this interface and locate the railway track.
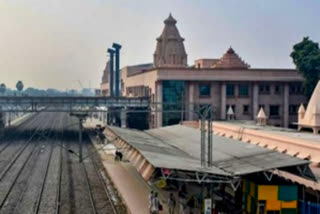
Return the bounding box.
[80,139,118,214]
[0,113,57,214]
[0,112,121,214]
[0,113,40,155]
[84,141,118,214]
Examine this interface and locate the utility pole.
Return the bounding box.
[180,93,184,124]
[70,112,88,163]
[207,115,213,167]
[199,105,213,168]
[79,117,83,163]
[200,117,206,167]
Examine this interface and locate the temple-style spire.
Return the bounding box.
[153,14,188,68]
[212,47,250,69]
[101,60,110,83]
[298,81,320,134]
[164,13,177,25]
[257,107,268,126]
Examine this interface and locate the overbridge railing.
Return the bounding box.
[0,96,150,112]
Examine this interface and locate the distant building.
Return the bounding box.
[101,14,306,128]
[95,89,101,96]
[100,60,110,96]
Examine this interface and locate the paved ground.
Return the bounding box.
[86,119,153,214]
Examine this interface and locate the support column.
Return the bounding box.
[220,82,226,120]
[112,43,122,97]
[283,83,289,128]
[107,49,115,97]
[188,82,194,120]
[253,83,259,120]
[121,107,127,128]
[156,81,163,128]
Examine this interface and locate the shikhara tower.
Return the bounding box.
[153,14,188,68]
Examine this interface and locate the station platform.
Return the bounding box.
[84,119,166,214]
[99,148,151,214]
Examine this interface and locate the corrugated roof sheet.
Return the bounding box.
[108,125,310,177]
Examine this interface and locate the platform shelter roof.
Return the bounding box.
[108,125,313,179]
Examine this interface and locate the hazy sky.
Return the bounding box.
[1,0,319,90]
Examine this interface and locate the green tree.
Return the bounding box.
[0,83,6,94]
[16,81,24,92]
[290,37,320,99]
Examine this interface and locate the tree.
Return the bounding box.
[290,37,320,99]
[16,81,24,92]
[0,83,6,94]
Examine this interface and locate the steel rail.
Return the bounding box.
[0,114,53,210]
[81,160,97,214]
[0,113,40,154]
[33,141,54,214]
[0,115,46,183]
[55,114,65,214]
[55,135,63,214]
[11,113,58,214]
[79,140,97,214]
[86,142,118,214]
[33,113,63,214]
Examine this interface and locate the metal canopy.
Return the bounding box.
[108,125,314,180]
[0,96,149,112]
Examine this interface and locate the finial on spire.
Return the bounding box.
[154,14,187,67]
[227,47,235,54]
[164,13,177,24]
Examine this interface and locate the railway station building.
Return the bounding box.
[101,14,307,129]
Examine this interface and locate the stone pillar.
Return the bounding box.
[121,108,127,128]
[188,82,194,120]
[283,83,289,128]
[220,82,226,120]
[252,83,259,120]
[156,81,163,128]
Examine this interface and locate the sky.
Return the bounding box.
[0,0,320,90]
